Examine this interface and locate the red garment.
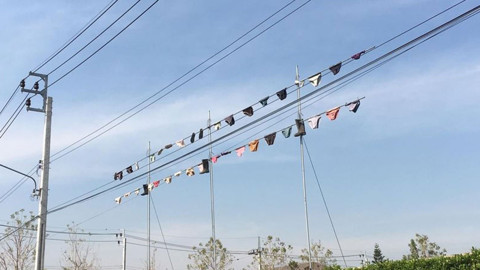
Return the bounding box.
[326,107,340,120]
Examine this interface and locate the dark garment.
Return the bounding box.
[199,159,209,174]
[276,88,287,100]
[294,119,306,137]
[225,115,235,126]
[164,144,173,149]
[221,151,231,156]
[141,184,149,196]
[157,148,163,155]
[259,96,269,106]
[351,50,365,60]
[126,166,133,174]
[114,171,123,180]
[264,132,277,146]
[349,101,360,113]
[329,62,342,75]
[243,106,254,116]
[190,132,195,143]
[199,128,203,139]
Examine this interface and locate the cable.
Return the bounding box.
[33,0,119,72]
[150,194,175,270]
[20,4,480,224]
[303,138,347,268]
[48,0,310,161]
[47,0,141,76]
[48,0,159,87]
[0,86,20,117]
[0,94,29,139]
[0,165,37,203]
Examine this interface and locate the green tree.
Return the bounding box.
[60,223,99,270]
[299,241,335,267]
[372,243,385,264]
[0,209,37,270]
[404,234,446,260]
[187,238,234,270]
[249,235,293,270]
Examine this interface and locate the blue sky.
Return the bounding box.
[1,0,479,269]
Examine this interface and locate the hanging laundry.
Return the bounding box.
[329,62,342,75]
[148,183,154,191]
[236,146,246,157]
[174,171,182,177]
[308,72,322,87]
[126,166,133,174]
[186,167,195,176]
[264,132,276,146]
[153,180,160,187]
[157,149,163,156]
[249,139,259,152]
[114,171,123,181]
[326,107,340,120]
[282,126,292,138]
[150,154,155,162]
[295,79,305,87]
[225,115,235,126]
[199,159,210,174]
[165,144,173,149]
[176,140,185,148]
[308,115,321,129]
[141,184,149,196]
[276,88,287,100]
[351,50,365,60]
[295,119,307,137]
[190,132,195,143]
[134,188,140,195]
[243,106,254,117]
[211,155,220,163]
[124,192,131,198]
[348,100,360,113]
[214,122,221,131]
[164,176,172,184]
[221,151,231,156]
[199,128,204,139]
[135,162,139,170]
[115,196,122,204]
[259,96,269,106]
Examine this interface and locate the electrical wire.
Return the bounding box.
[48,0,159,87]
[45,4,480,218]
[303,138,347,268]
[48,0,310,161]
[33,0,119,72]
[150,194,175,270]
[0,86,20,117]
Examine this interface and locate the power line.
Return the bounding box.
[33,0,120,72]
[48,0,309,161]
[45,3,480,217]
[0,93,29,139]
[46,0,141,76]
[48,0,159,86]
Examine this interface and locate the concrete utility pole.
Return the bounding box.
[21,72,52,270]
[122,230,127,270]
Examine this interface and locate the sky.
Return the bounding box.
[0,0,479,269]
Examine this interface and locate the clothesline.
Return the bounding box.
[112,48,372,181]
[113,97,364,204]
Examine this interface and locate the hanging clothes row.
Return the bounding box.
[113,97,364,204]
[112,49,368,181]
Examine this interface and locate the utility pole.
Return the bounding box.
[122,229,127,270]
[208,111,217,270]
[258,236,262,270]
[21,72,52,270]
[147,142,151,270]
[295,66,313,270]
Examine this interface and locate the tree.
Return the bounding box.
[60,222,99,270]
[299,241,336,267]
[372,243,385,264]
[187,237,234,270]
[404,234,446,260]
[0,209,37,270]
[249,235,293,270]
